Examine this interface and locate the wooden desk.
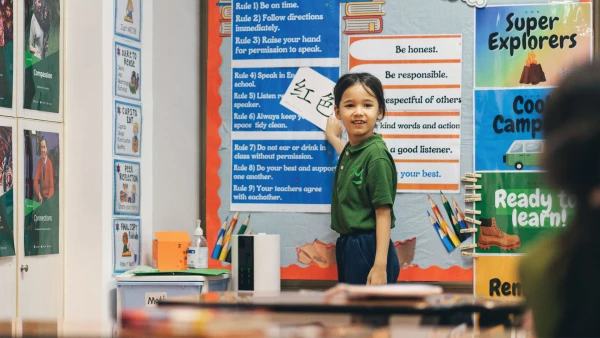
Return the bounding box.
[159,291,525,327]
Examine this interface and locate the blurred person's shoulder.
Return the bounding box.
[520,233,561,281]
[519,232,563,337]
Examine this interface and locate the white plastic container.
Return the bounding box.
[187,220,208,269]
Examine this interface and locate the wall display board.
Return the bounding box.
[206,0,593,282]
[112,0,144,274]
[229,0,341,213]
[473,2,592,298]
[348,34,463,193]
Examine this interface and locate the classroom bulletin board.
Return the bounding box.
[206,0,594,283]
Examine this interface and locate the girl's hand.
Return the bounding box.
[325,114,342,139]
[325,115,345,155]
[367,264,387,285]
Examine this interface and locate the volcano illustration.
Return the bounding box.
[519,51,546,85]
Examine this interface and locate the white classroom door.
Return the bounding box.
[17,120,64,320]
[0,117,18,320]
[0,257,16,319]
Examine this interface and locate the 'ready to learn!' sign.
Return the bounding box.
[475,172,574,255]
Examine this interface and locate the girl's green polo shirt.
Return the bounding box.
[330,134,397,235]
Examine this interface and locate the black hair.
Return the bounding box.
[333,72,386,119]
[542,61,600,336]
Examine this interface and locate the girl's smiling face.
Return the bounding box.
[334,83,383,146]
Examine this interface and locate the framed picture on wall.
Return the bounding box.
[18,0,64,122]
[113,159,140,216]
[113,42,141,102]
[113,100,142,158]
[0,117,16,258]
[17,120,63,258]
[0,1,15,116]
[114,0,142,42]
[113,218,141,274]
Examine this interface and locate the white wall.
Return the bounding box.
[64,0,154,329]
[64,0,200,326]
[64,0,105,323]
[151,0,200,238]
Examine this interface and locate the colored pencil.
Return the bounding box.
[222,211,240,249]
[226,214,251,262]
[441,191,464,241]
[229,211,240,232]
[427,211,454,252]
[452,196,471,234]
[237,214,251,235]
[454,207,468,229]
[211,216,228,259]
[247,227,253,234]
[427,195,460,246]
[212,236,224,260]
[219,212,240,261]
[455,208,471,239]
[452,197,466,221]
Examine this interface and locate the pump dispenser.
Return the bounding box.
[188,220,208,269]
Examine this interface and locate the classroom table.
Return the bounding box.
[158,291,526,327]
[0,318,532,337]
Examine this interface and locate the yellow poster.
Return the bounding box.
[474,256,523,299]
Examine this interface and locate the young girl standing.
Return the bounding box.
[325,73,400,285]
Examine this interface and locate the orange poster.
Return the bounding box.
[474,255,523,299]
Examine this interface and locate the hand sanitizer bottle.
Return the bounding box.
[188,220,208,269]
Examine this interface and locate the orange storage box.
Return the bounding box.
[152,232,190,270]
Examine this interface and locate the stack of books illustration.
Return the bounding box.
[342,1,385,34]
[217,0,231,37]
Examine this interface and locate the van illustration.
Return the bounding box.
[503,140,543,170]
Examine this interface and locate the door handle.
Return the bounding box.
[20,265,28,273]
